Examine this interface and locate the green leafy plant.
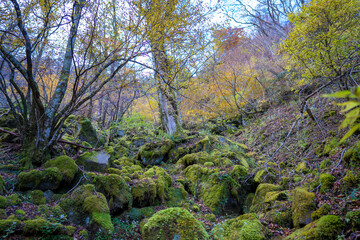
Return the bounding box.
[324,86,360,142]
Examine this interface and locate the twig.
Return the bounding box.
[331,149,346,173]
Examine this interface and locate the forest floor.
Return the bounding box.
[0,94,359,240]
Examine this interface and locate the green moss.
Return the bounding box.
[29,190,46,205]
[78,118,100,147]
[114,156,134,166]
[192,204,200,212]
[230,165,248,179]
[295,162,308,174]
[17,168,63,191]
[320,159,331,169]
[142,207,209,240]
[264,191,287,203]
[38,204,67,223]
[176,152,211,169]
[211,218,266,240]
[346,210,360,231]
[265,208,292,228]
[204,214,216,222]
[44,155,78,183]
[79,229,89,239]
[250,184,282,213]
[0,196,6,208]
[343,170,358,188]
[254,169,276,184]
[0,175,4,194]
[287,215,344,239]
[204,162,214,167]
[291,188,316,228]
[138,140,174,165]
[88,173,132,214]
[319,173,336,192]
[343,141,360,165]
[195,136,211,152]
[82,193,114,233]
[280,177,290,187]
[0,218,21,234]
[6,193,21,206]
[23,217,65,235]
[312,204,331,221]
[0,209,6,219]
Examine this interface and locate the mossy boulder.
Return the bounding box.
[137,140,175,165]
[0,217,21,235]
[319,173,336,192]
[23,217,67,235]
[17,168,63,191]
[68,184,113,236]
[254,168,277,184]
[44,155,78,183]
[287,215,344,240]
[311,204,331,221]
[185,164,250,214]
[29,190,46,205]
[343,170,358,188]
[176,152,212,169]
[78,118,101,147]
[77,151,110,172]
[343,141,360,165]
[132,166,173,207]
[346,210,360,231]
[250,184,282,213]
[88,173,132,214]
[265,208,293,228]
[291,188,316,228]
[0,196,6,208]
[211,216,266,240]
[142,207,208,240]
[6,194,22,206]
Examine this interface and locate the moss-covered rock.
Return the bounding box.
[0,217,21,235]
[123,207,155,221]
[254,168,277,184]
[29,190,46,205]
[77,151,110,172]
[88,173,132,214]
[265,208,293,228]
[142,207,208,240]
[0,196,6,209]
[291,188,316,228]
[346,210,360,231]
[132,166,173,207]
[61,184,113,236]
[6,194,22,206]
[319,173,336,192]
[211,216,266,240]
[204,213,216,222]
[17,168,63,191]
[78,118,100,147]
[138,140,175,165]
[23,217,67,235]
[250,184,282,213]
[311,204,331,221]
[185,164,250,214]
[176,152,212,169]
[343,141,360,165]
[295,162,308,174]
[287,215,344,240]
[44,155,78,183]
[343,170,358,188]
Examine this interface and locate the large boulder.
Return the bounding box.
[77,151,110,172]
[250,184,282,213]
[17,168,63,191]
[88,173,132,214]
[211,214,267,240]
[291,188,316,228]
[44,155,78,183]
[137,140,174,165]
[287,215,344,240]
[141,207,209,240]
[78,118,101,147]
